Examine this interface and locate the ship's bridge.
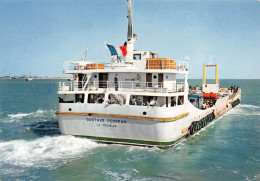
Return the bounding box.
[60,50,189,97]
[59,59,188,96]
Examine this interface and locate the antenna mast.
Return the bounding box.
[127,0,133,40]
[126,0,137,62]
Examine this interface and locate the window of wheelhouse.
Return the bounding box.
[129,95,162,107]
[75,94,85,103]
[107,94,126,105]
[58,94,74,103]
[178,95,184,105]
[133,54,141,60]
[88,94,104,104]
[170,96,177,107]
[157,96,166,107]
[130,95,147,106]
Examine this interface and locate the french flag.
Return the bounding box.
[120,44,127,57]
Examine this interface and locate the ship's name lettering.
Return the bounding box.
[86,117,127,124]
[86,117,105,122]
[107,119,126,124]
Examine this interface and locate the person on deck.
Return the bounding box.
[154,101,160,107]
[202,101,206,109]
[137,99,142,106]
[171,97,176,106]
[150,99,155,106]
[114,74,118,91]
[98,96,103,103]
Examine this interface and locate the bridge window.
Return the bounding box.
[107,94,126,105]
[58,94,74,103]
[130,95,162,107]
[170,97,177,107]
[88,94,104,104]
[133,54,141,60]
[178,96,184,105]
[75,94,85,103]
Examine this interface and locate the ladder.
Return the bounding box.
[83,73,93,90]
[111,94,126,104]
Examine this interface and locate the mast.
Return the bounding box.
[127,0,133,40]
[126,0,137,62]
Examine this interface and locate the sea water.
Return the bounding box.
[0,79,259,180]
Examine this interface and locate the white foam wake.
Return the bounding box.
[227,104,260,116]
[7,113,33,119]
[7,109,51,119]
[239,104,260,109]
[0,136,103,168]
[5,109,55,123]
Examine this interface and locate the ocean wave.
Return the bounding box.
[27,120,61,136]
[226,104,260,116]
[239,104,260,109]
[6,109,55,122]
[1,118,20,123]
[175,142,185,150]
[0,136,103,169]
[103,170,133,181]
[126,145,158,153]
[7,113,33,119]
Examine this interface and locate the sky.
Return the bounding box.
[0,0,259,78]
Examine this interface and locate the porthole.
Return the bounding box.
[153,75,157,79]
[143,111,147,115]
[94,75,97,78]
[69,108,72,111]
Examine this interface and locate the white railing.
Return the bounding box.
[176,82,185,92]
[176,61,188,71]
[63,60,188,71]
[146,60,188,71]
[63,62,75,71]
[58,81,185,93]
[64,61,105,71]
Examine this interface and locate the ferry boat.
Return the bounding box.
[56,0,241,148]
[26,78,33,81]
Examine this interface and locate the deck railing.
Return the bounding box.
[63,61,105,71]
[176,61,188,71]
[63,60,188,71]
[146,59,188,71]
[58,81,185,93]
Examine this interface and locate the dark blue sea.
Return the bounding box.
[0,79,259,181]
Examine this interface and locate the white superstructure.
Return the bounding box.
[56,0,241,148]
